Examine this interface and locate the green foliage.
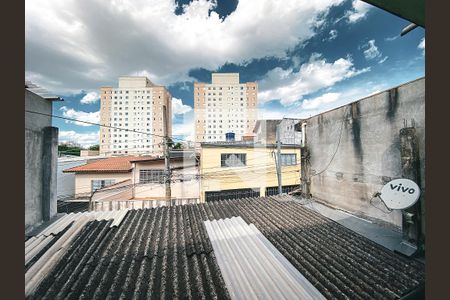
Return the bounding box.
[58,142,82,156]
[173,142,183,149]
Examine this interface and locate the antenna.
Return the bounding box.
[379,178,420,210]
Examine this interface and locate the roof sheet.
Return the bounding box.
[205,216,325,300]
[57,201,89,213]
[26,195,425,299]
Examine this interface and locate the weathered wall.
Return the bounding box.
[305,78,425,229]
[25,90,58,232]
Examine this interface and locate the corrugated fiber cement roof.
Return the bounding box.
[26,195,425,299]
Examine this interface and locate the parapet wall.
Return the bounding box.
[305,77,425,230]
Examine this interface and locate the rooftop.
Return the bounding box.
[25,195,424,299]
[62,155,156,173]
[25,81,63,101]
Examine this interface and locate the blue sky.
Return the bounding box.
[25,0,425,146]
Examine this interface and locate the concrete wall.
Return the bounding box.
[57,159,88,200]
[305,78,425,229]
[25,89,58,232]
[200,146,301,202]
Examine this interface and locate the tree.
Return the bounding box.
[89,144,100,151]
[173,142,183,149]
[58,142,82,156]
[167,138,175,149]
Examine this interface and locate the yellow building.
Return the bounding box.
[200,143,301,202]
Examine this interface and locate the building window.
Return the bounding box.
[280,153,297,166]
[221,153,246,167]
[139,169,165,183]
[91,179,115,192]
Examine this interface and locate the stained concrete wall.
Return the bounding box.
[25,89,58,232]
[305,78,425,229]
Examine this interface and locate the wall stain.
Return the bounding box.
[318,114,323,136]
[386,88,398,121]
[351,102,363,162]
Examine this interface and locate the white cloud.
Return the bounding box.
[378,56,388,64]
[257,109,286,121]
[173,121,194,142]
[361,40,382,60]
[80,91,100,104]
[59,106,100,126]
[26,0,345,93]
[328,29,338,40]
[258,82,389,119]
[259,54,370,105]
[302,92,340,109]
[385,35,399,42]
[59,130,99,147]
[172,98,193,115]
[418,38,425,55]
[346,0,371,23]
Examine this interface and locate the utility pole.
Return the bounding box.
[276,124,282,194]
[163,105,171,203]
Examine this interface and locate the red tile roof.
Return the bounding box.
[63,155,156,173]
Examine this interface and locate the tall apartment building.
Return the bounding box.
[99,76,172,156]
[194,73,258,145]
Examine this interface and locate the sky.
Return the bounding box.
[25,0,425,147]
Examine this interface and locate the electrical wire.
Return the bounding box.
[310,106,349,177]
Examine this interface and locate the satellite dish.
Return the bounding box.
[379,179,420,210]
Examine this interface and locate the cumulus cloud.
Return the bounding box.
[80,91,100,104]
[26,0,344,93]
[258,82,389,119]
[418,38,425,55]
[172,98,193,115]
[361,40,382,60]
[258,54,370,105]
[59,130,99,147]
[302,92,341,109]
[60,106,100,126]
[346,0,371,23]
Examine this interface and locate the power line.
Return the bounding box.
[310,106,349,177]
[27,109,299,148]
[25,109,180,141]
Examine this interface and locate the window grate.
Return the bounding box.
[139,169,165,184]
[221,153,246,167]
[280,153,297,166]
[91,179,115,192]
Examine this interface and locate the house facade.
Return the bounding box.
[200,142,301,202]
[63,154,199,201]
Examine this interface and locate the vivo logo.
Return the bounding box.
[390,183,416,194]
[380,179,420,210]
